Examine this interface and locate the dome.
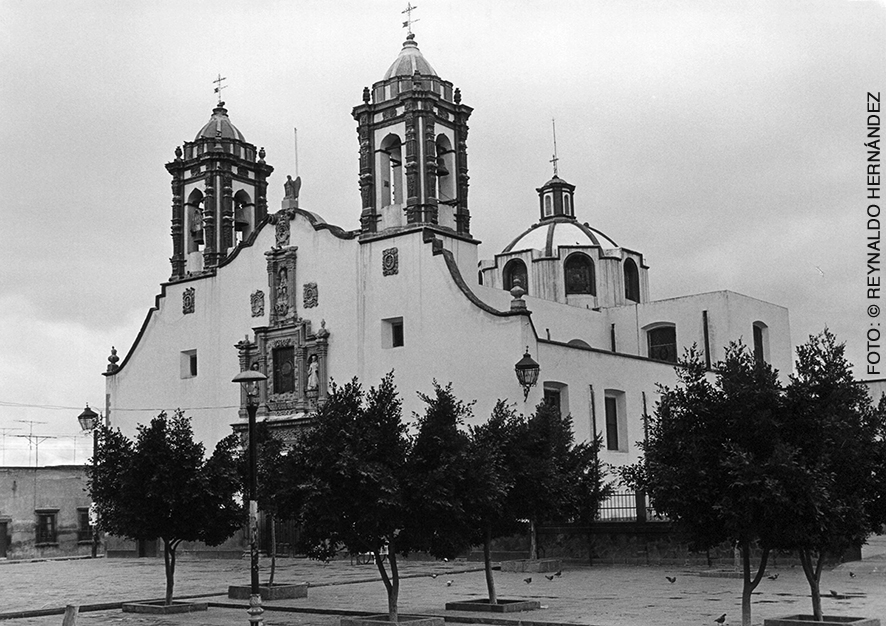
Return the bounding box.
[503,217,618,256]
[383,34,437,79]
[195,103,246,142]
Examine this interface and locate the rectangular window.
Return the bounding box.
[272,346,296,395]
[77,507,92,542]
[36,510,58,544]
[544,388,561,413]
[180,350,198,378]
[382,317,405,349]
[605,397,619,451]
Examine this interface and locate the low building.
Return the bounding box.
[0,465,95,560]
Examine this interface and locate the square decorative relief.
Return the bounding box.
[303,282,318,308]
[382,247,399,276]
[182,287,195,314]
[251,290,265,317]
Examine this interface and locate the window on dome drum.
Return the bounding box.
[647,326,677,363]
[563,194,572,216]
[753,321,769,363]
[503,259,528,294]
[272,346,296,395]
[36,510,58,545]
[180,350,198,379]
[544,195,553,217]
[624,258,640,302]
[564,253,596,295]
[382,317,405,349]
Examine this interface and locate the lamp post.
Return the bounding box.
[514,347,540,401]
[77,404,100,558]
[232,369,268,626]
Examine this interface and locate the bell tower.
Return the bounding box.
[352,33,473,238]
[166,101,274,280]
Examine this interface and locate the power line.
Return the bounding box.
[0,400,239,412]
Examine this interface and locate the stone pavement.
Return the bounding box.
[1,552,885,626]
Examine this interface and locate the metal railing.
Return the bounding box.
[596,490,665,522]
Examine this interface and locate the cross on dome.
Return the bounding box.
[213,74,227,105]
[402,2,419,35]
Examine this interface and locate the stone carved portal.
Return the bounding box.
[266,245,297,325]
[235,319,330,421]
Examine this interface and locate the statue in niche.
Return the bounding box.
[275,267,292,319]
[306,354,319,391]
[275,216,290,247]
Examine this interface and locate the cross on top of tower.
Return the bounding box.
[402,2,419,35]
[550,118,560,177]
[213,74,228,105]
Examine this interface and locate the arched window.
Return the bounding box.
[563,194,572,216]
[185,189,204,253]
[435,134,455,202]
[753,321,769,363]
[233,190,254,245]
[379,134,403,206]
[503,258,528,294]
[646,324,677,363]
[544,195,553,217]
[564,253,596,295]
[624,258,640,302]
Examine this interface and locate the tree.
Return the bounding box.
[281,375,412,622]
[88,411,243,605]
[782,329,885,620]
[403,382,475,560]
[237,421,286,585]
[466,400,529,604]
[510,401,610,560]
[625,345,793,626]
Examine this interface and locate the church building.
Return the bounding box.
[103,33,791,473]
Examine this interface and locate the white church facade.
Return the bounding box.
[104,33,791,473]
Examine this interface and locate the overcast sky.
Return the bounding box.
[1,0,884,466]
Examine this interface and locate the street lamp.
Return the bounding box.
[77,404,100,558]
[232,369,268,626]
[514,347,540,401]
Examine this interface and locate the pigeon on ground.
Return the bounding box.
[545,575,555,581]
[830,590,838,597]
[715,614,726,624]
[767,573,778,580]
[446,580,453,587]
[850,572,856,578]
[523,577,532,584]
[431,574,438,579]
[555,570,562,577]
[666,576,677,584]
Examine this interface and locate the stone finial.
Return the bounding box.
[258,147,266,163]
[106,346,120,373]
[363,86,370,103]
[317,319,329,339]
[509,281,527,312]
[454,88,461,104]
[174,146,183,161]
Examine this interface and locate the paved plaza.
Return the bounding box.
[1,546,885,626]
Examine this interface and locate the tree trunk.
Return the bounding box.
[162,539,178,606]
[483,526,497,605]
[268,514,277,586]
[529,519,538,560]
[740,540,770,626]
[375,544,399,623]
[799,547,825,621]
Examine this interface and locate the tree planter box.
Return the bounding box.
[122,600,209,614]
[445,598,541,613]
[500,558,562,573]
[341,615,444,626]
[228,583,308,601]
[764,616,880,626]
